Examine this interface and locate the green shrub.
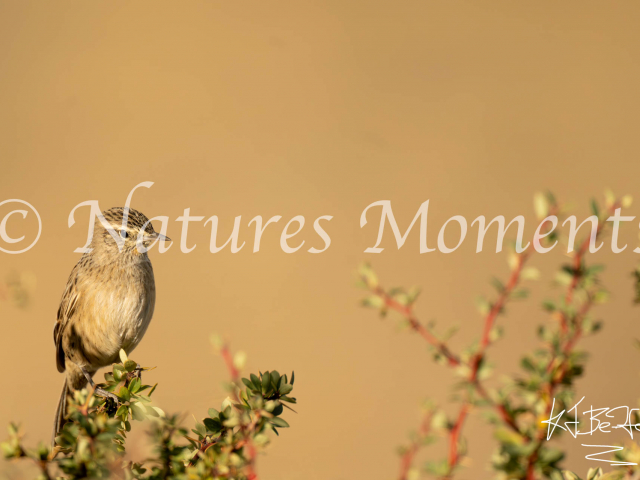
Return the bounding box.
[2,344,296,480]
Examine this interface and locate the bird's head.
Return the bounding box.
[92,207,171,258]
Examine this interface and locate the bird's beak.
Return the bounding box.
[149,232,172,243]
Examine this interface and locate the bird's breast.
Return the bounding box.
[81,261,156,364]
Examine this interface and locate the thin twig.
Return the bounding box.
[374,287,461,367]
[398,411,433,480]
[524,202,619,480]
[366,203,564,478]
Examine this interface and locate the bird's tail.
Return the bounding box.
[51,378,69,449]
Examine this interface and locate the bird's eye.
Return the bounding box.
[120,230,128,239]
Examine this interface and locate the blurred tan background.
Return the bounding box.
[2,1,640,478]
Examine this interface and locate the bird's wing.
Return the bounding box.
[54,262,82,373]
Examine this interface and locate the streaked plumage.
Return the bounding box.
[52,207,169,445]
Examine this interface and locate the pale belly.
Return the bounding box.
[70,265,156,369]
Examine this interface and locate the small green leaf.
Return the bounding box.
[362,295,384,309]
[241,377,252,388]
[270,370,281,388]
[262,372,271,392]
[131,404,146,421]
[113,365,125,381]
[144,405,159,417]
[203,418,222,432]
[129,378,141,394]
[270,417,290,428]
[124,360,138,372]
[119,387,131,402]
[279,384,293,395]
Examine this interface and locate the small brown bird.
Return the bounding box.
[52,207,170,445]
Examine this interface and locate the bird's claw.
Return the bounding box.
[94,387,121,404]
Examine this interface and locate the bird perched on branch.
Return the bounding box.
[52,207,170,447]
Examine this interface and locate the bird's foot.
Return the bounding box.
[79,366,121,404]
[94,387,121,404]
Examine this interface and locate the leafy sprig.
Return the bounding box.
[359,191,638,480]
[2,343,296,480]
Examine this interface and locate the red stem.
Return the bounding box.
[524,202,618,480]
[377,289,461,367]
[398,412,433,480]
[446,250,529,476]
[218,343,260,480]
[368,202,575,479]
[445,404,469,477]
[373,249,531,479]
[220,344,240,384]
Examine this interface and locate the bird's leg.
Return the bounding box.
[80,366,120,403]
[136,363,142,381]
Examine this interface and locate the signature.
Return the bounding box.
[543,396,640,466]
